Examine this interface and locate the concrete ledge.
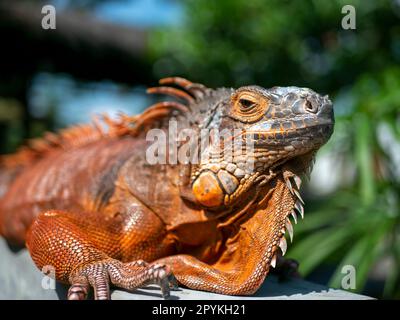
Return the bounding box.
[0,238,372,300]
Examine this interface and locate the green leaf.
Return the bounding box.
[354,113,376,205]
[329,220,389,292]
[289,226,354,276]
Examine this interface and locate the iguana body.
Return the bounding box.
[0,77,334,299]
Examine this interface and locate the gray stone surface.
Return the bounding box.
[0,238,372,300]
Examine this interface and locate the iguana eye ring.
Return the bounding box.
[230,91,269,123]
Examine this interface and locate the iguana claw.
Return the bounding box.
[270,254,300,281]
[68,259,177,300]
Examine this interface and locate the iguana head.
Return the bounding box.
[144,77,334,270]
[189,84,334,208]
[146,77,334,210]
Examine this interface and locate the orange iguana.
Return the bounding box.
[0,77,334,299]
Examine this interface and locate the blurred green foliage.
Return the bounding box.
[150,0,400,298]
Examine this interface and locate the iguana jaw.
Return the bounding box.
[190,124,332,209]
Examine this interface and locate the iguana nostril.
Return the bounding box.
[304,99,318,114]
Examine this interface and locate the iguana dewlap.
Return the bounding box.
[0,77,334,299]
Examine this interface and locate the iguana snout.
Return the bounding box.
[245,86,334,150]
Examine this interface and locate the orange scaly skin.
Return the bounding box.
[0,77,334,299]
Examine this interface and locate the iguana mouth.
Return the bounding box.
[248,123,334,140]
[245,124,334,152]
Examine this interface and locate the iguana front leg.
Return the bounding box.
[26,209,177,300]
[155,177,297,295]
[67,258,177,300]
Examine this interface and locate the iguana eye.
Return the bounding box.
[230,91,269,123]
[239,98,257,111]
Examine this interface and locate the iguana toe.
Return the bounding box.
[68,259,177,300]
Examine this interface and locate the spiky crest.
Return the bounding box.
[0,77,209,169]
